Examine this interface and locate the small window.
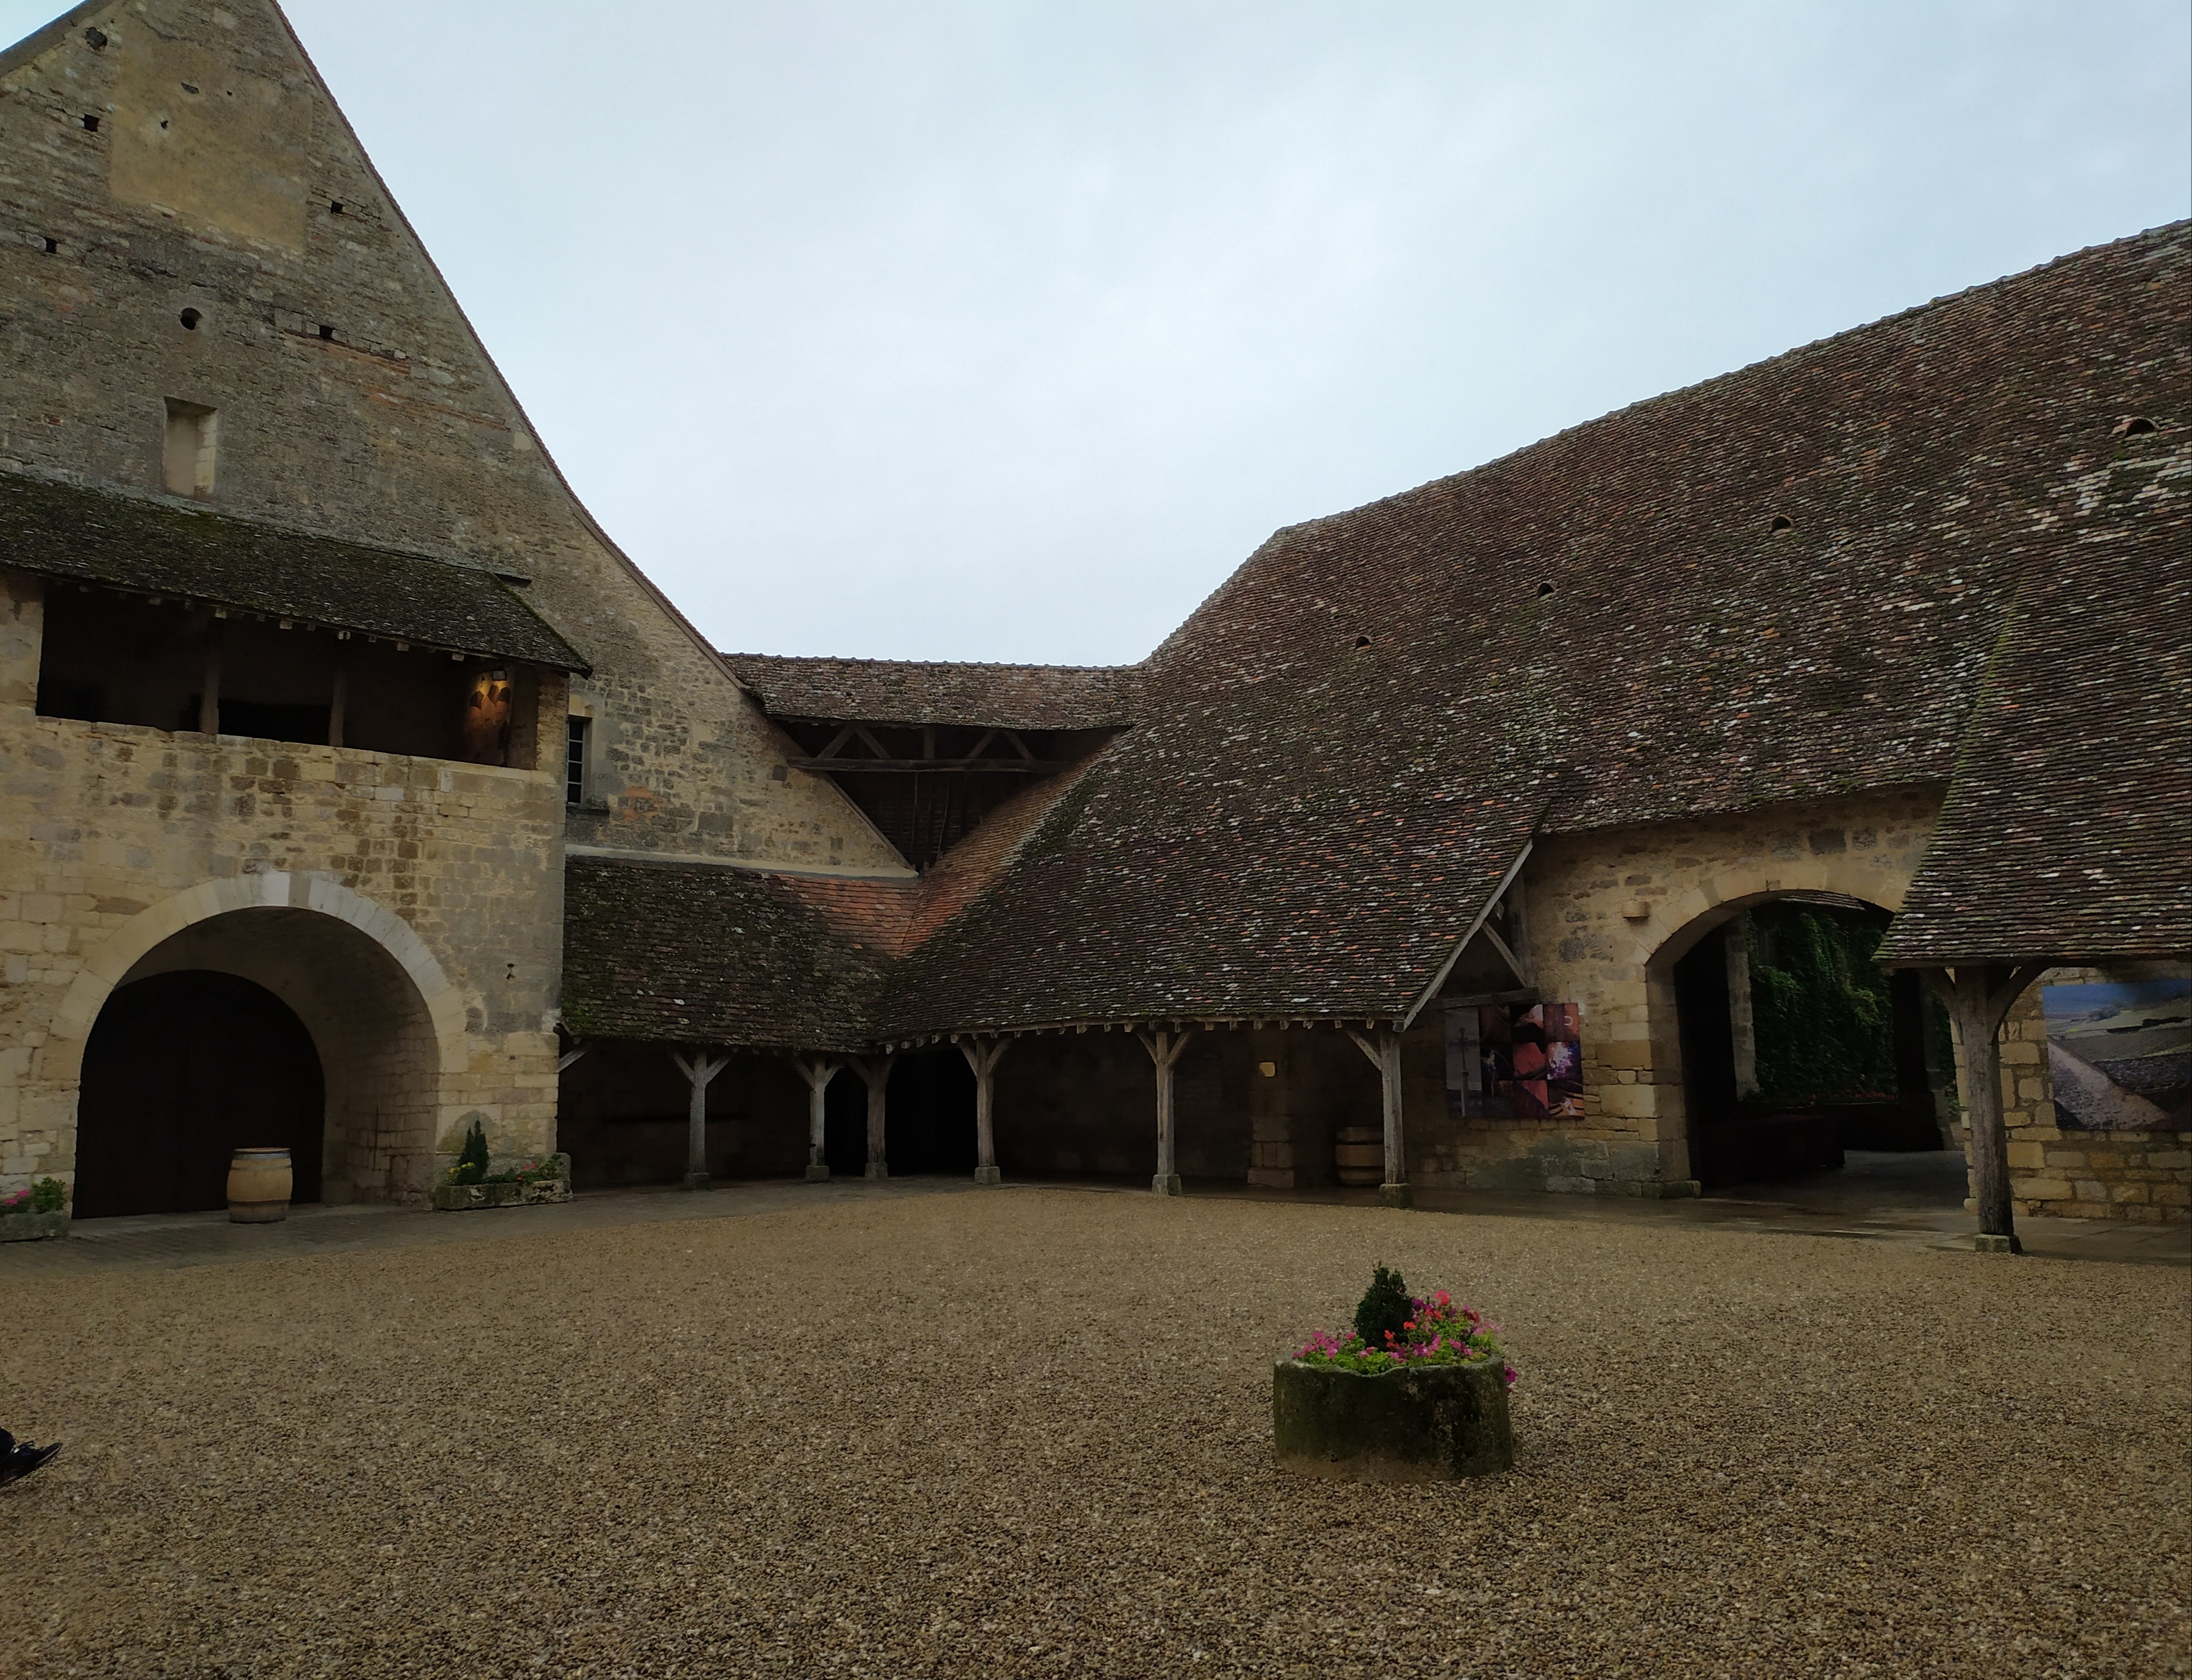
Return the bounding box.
[565,715,589,806]
[162,400,218,497]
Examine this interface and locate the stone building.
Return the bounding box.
[3,1,2185,1240]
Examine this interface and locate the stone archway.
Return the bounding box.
[47,872,466,1206]
[1644,877,1933,1192]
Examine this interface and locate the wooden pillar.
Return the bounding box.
[852,1055,895,1179]
[789,1054,841,1182]
[1924,963,2044,1251]
[197,618,222,735]
[328,642,348,749]
[1347,1026,1411,1208]
[957,1037,1011,1185]
[1135,1027,1194,1196]
[670,1049,730,1191]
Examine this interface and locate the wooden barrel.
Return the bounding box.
[1334,1126,1384,1187]
[227,1147,293,1223]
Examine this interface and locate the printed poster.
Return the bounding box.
[2041,978,2190,1133]
[1446,1000,1584,1119]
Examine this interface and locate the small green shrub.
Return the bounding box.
[1353,1263,1413,1347]
[450,1119,491,1186]
[30,1177,66,1213]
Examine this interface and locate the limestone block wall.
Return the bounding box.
[1947,967,2191,1224]
[0,568,565,1204]
[1399,788,1943,1195]
[0,0,905,877]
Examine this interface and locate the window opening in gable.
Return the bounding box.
[81,113,100,132]
[162,400,218,497]
[565,716,590,806]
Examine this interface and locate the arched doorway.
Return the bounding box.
[1663,894,1948,1192]
[74,971,324,1218]
[55,881,454,1211]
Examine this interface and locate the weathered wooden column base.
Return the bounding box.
[1380,1182,1412,1209]
[1974,1232,2018,1254]
[960,1037,1010,1186]
[683,1173,711,1192]
[1138,1027,1194,1200]
[805,1163,831,1182]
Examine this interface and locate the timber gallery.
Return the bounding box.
[1,2,2186,1253]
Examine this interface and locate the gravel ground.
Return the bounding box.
[0,1188,2184,1679]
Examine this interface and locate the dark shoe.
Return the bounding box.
[0,1442,60,1486]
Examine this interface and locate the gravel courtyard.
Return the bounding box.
[1,1188,2184,1679]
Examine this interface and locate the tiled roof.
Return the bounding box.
[570,224,2190,1048]
[722,653,1138,730]
[559,856,908,1053]
[877,224,2190,1031]
[1874,424,2192,965]
[0,470,588,671]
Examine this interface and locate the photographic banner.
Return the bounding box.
[1445,1000,1584,1119]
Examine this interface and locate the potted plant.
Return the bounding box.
[0,1178,70,1243]
[1273,1264,1517,1480]
[430,1121,573,1211]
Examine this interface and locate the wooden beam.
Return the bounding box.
[1346,1027,1411,1208]
[1135,1027,1195,1196]
[1924,962,2047,1249]
[851,1054,896,1179]
[958,1037,1011,1185]
[670,1050,730,1191]
[788,1054,842,1181]
[784,757,1070,774]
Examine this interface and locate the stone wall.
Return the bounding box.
[1399,788,1945,1194]
[1966,967,2191,1224]
[0,0,906,878]
[0,567,563,1202]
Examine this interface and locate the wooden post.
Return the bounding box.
[958,1037,1011,1185]
[670,1049,730,1191]
[197,618,222,735]
[1925,963,2045,1251]
[789,1054,842,1182]
[1347,1026,1411,1208]
[852,1054,895,1179]
[1135,1027,1194,1196]
[328,643,348,749]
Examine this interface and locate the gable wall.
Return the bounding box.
[0,0,902,876]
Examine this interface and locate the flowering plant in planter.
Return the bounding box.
[1,1178,68,1215]
[1293,1264,1517,1387]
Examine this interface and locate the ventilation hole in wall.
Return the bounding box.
[159,120,169,130]
[1353,634,1372,649]
[1770,514,1794,533]
[1536,581,1556,599]
[329,201,345,215]
[83,26,107,48]
[80,113,100,131]
[2115,416,2158,437]
[317,324,334,341]
[180,82,200,95]
[178,308,201,330]
[42,237,58,254]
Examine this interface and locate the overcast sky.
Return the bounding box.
[12,3,2188,664]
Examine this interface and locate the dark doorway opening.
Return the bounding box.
[823,1070,869,1178]
[75,970,324,1218]
[886,1047,978,1176]
[1676,901,1948,1191]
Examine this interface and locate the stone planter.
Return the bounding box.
[1273,1357,1513,1481]
[0,1209,69,1243]
[431,1155,572,1213]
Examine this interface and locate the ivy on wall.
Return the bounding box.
[1745,905,1898,1104]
